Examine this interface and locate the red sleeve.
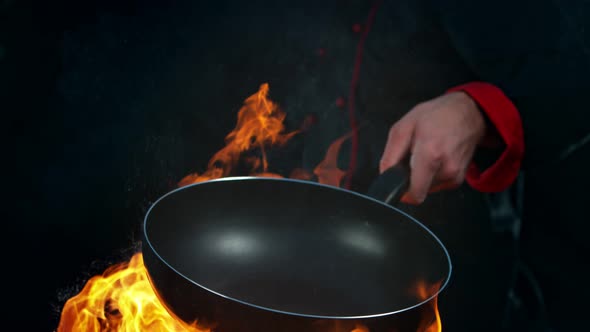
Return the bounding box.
[447,82,525,192]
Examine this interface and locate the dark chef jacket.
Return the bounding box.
[358,0,590,331]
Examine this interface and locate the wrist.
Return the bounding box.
[449,90,504,149]
[446,82,524,193]
[451,90,489,145]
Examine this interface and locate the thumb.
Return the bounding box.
[379,120,414,174]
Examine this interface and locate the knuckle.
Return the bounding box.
[420,143,443,167]
[441,162,462,180]
[426,157,441,172]
[413,101,431,112]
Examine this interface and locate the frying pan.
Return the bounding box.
[142,165,452,332]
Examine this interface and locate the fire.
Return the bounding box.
[351,325,369,332]
[56,252,209,332]
[178,83,298,186]
[57,83,443,332]
[313,131,352,187]
[415,281,442,332]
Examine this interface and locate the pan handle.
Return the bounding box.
[366,160,410,206]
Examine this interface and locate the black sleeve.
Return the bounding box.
[431,0,590,169]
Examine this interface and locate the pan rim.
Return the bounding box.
[142,175,453,320]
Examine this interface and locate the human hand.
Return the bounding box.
[379,91,487,204]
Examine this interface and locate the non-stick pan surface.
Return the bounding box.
[143,176,451,322]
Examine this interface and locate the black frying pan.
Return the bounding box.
[142,165,452,332]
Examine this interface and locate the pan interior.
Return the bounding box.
[143,177,451,317]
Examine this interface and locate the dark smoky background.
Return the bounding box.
[3,1,375,330]
[2,1,526,331]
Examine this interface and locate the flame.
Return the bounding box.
[55,251,371,332]
[57,252,210,332]
[57,83,443,332]
[313,131,352,187]
[312,320,369,332]
[178,83,298,186]
[289,167,314,181]
[350,325,369,332]
[415,281,442,332]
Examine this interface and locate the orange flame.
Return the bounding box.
[312,320,370,332]
[313,131,352,187]
[351,324,369,332]
[178,83,298,186]
[57,253,210,332]
[415,281,442,332]
[57,83,443,332]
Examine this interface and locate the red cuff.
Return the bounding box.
[447,82,524,192]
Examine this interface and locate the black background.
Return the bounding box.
[3,1,532,331]
[3,1,378,330]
